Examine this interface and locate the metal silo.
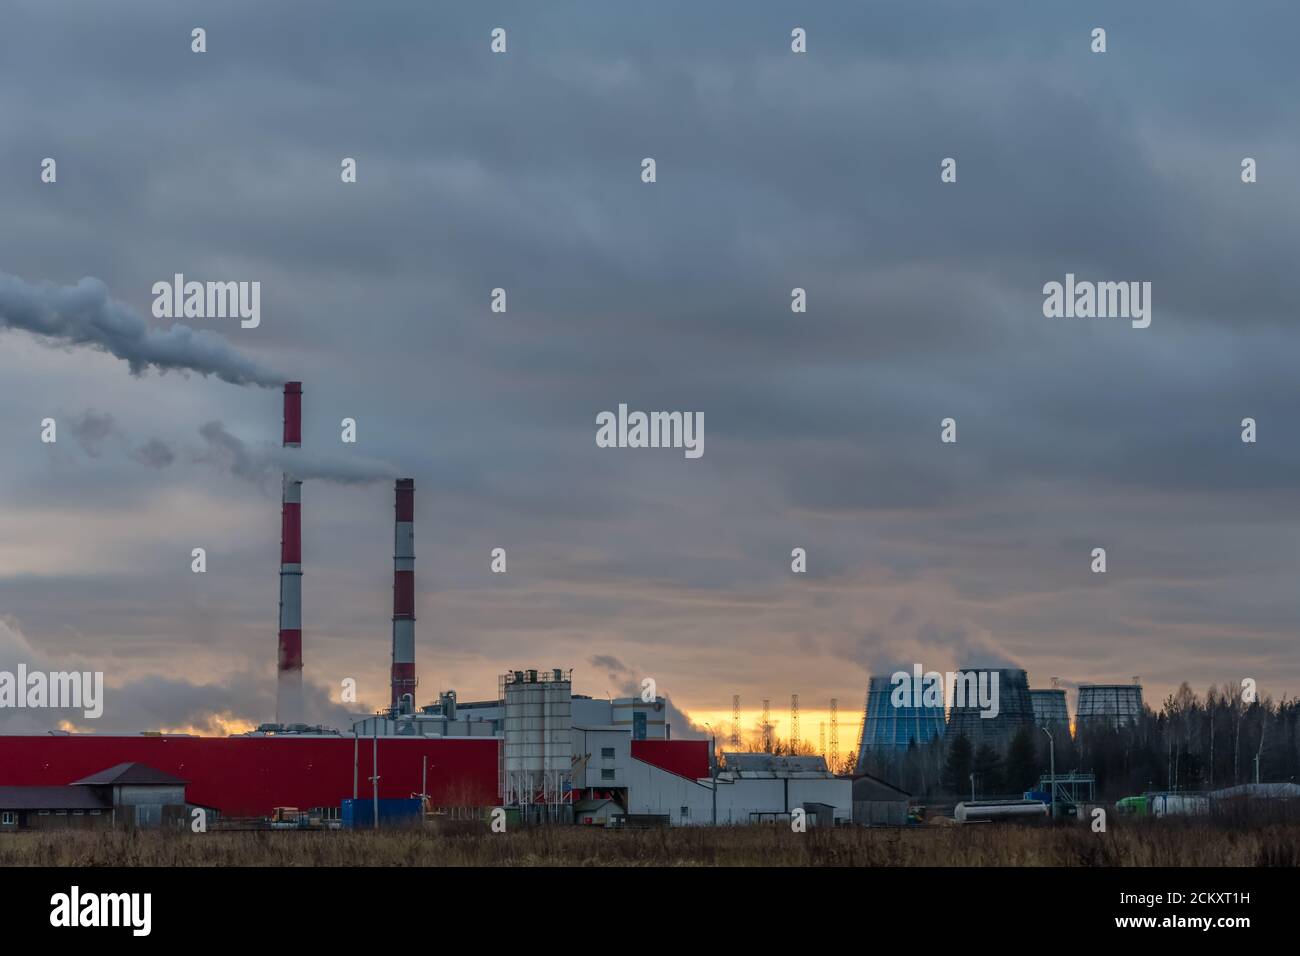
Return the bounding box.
[501,668,573,819]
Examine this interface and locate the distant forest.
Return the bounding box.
[759,683,1298,800]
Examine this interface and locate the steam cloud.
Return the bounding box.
[0,617,353,733]
[55,412,397,485]
[133,437,176,469]
[0,272,281,387]
[67,409,117,457]
[584,654,708,740]
[197,420,399,486]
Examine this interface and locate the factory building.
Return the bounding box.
[945,668,1036,751]
[0,762,206,831]
[1075,683,1144,730]
[621,752,852,826]
[856,674,946,764]
[0,785,112,831]
[851,772,912,826]
[353,691,671,740]
[0,734,500,819]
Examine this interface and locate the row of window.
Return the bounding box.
[1,810,103,824]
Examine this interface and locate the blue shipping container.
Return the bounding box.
[341,798,424,829]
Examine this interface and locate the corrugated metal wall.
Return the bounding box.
[0,735,499,817]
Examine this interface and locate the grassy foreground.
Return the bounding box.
[2,821,1298,867]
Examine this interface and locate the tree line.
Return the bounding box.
[852,682,1298,800]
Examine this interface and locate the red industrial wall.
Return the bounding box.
[0,735,499,818]
[632,739,709,780]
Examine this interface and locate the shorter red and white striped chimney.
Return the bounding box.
[277,382,304,725]
[390,479,416,712]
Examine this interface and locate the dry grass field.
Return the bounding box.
[2,820,1297,867]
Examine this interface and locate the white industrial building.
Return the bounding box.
[621,751,852,827]
[351,682,671,741]
[353,668,852,826]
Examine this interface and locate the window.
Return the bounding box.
[1,812,14,825]
[681,806,690,819]
[601,747,615,759]
[38,810,50,816]
[601,769,615,781]
[89,810,101,816]
[73,810,84,816]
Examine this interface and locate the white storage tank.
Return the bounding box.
[954,799,1049,822]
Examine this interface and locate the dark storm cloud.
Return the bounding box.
[1,0,1298,729]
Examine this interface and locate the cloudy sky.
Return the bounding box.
[2,1,1298,741]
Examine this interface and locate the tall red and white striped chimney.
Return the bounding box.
[391,478,416,712]
[277,382,304,725]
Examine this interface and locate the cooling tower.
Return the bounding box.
[1075,683,1143,730]
[944,668,1036,751]
[855,675,946,767]
[1030,689,1069,729]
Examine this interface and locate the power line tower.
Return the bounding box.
[852,685,869,774]
[731,694,741,748]
[790,694,800,752]
[829,698,839,774]
[761,698,772,752]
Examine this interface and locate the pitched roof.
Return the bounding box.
[70,762,187,787]
[851,771,913,799]
[0,786,111,810]
[723,752,831,774]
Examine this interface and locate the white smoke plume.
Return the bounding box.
[583,654,709,740]
[60,409,176,468]
[66,409,118,457]
[197,420,399,486]
[0,272,282,387]
[0,616,353,733]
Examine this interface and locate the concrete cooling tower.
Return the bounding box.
[945,668,1036,751]
[855,675,946,770]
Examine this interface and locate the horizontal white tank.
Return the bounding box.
[954,800,1048,822]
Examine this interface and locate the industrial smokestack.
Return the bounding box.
[277,382,304,725]
[391,479,416,712]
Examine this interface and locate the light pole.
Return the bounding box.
[704,723,717,826]
[969,771,975,803]
[1040,725,1055,819]
[370,721,380,831]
